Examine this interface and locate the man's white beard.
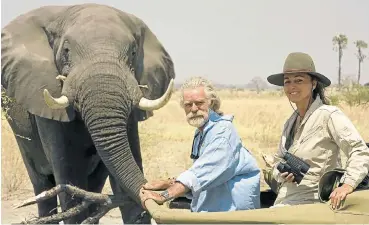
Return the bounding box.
[188,116,206,128]
[187,110,208,128]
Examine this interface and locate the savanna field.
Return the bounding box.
[1,88,369,222]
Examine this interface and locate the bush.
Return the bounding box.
[1,87,14,120]
[342,84,369,107]
[328,94,340,106]
[329,84,369,107]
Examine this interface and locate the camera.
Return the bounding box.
[276,152,310,184]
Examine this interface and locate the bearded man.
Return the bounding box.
[140,77,261,212]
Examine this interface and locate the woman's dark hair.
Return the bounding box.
[312,77,330,105]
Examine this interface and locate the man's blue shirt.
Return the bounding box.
[176,110,261,212]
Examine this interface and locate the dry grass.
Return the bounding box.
[2,89,369,197]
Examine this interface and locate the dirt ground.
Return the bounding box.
[1,188,123,224]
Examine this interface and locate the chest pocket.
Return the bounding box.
[299,125,323,145]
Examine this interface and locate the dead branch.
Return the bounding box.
[81,205,114,224]
[14,184,124,224]
[14,184,111,209]
[19,201,91,224]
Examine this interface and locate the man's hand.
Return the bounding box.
[139,188,166,210]
[143,178,175,191]
[280,172,296,183]
[329,183,354,210]
[139,181,190,209]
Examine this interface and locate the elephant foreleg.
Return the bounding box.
[34,116,90,224]
[14,136,58,220]
[86,155,109,224]
[5,106,58,221]
[109,176,150,224]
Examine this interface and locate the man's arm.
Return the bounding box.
[160,181,191,201]
[146,133,239,203]
[176,122,259,195]
[139,181,190,208]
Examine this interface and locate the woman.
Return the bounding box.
[265,52,369,209]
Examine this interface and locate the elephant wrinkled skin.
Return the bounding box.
[1,3,175,224]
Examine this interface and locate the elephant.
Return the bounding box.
[1,3,175,224]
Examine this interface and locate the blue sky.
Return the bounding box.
[2,0,369,85]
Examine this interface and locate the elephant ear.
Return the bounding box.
[1,6,75,122]
[134,19,176,121]
[140,22,175,92]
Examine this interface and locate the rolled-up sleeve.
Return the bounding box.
[328,110,369,189]
[176,134,238,195]
[271,158,284,183]
[271,139,286,183]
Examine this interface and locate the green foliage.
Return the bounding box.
[343,85,369,107]
[332,34,349,50]
[328,94,340,106]
[1,87,14,120]
[355,40,368,50]
[354,40,367,72]
[329,84,369,108]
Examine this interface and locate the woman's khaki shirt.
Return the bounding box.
[270,96,369,206]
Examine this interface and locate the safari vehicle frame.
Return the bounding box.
[13,179,369,224]
[145,189,369,224]
[13,143,369,224]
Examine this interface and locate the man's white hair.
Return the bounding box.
[179,76,223,115]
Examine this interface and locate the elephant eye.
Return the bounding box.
[61,47,70,64]
[60,40,71,75]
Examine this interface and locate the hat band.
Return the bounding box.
[284,68,313,73]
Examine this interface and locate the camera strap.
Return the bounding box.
[190,130,210,159]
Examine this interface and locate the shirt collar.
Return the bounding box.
[194,109,234,136]
[284,95,324,136]
[300,95,323,126]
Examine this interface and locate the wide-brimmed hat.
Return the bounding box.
[267,52,331,87]
[318,168,345,202]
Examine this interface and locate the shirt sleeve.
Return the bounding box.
[271,132,287,183]
[327,110,369,189]
[176,127,241,195]
[271,156,285,183]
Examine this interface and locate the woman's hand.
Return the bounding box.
[139,189,166,210]
[143,178,175,191]
[329,184,354,209]
[280,172,296,183]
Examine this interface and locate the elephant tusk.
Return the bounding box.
[138,84,149,89]
[43,89,70,109]
[56,75,67,82]
[138,79,174,111]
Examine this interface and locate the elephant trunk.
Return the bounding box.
[78,64,146,201]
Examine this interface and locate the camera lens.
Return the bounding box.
[277,163,285,172]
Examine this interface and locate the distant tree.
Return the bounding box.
[249,76,269,94]
[332,34,348,89]
[354,40,368,84]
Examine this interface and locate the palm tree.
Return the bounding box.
[354,40,368,84]
[332,34,348,89]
